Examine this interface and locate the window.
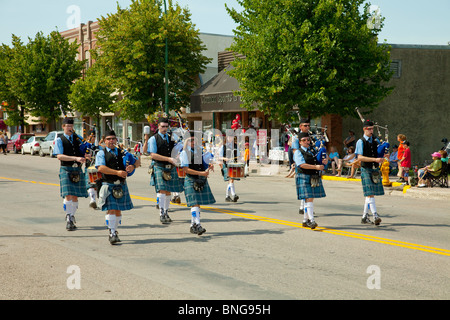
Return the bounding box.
[390,60,401,78]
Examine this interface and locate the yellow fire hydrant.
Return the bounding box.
[381,159,392,187]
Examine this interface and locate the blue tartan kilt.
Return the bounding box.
[184,175,216,207]
[101,182,134,212]
[150,165,184,193]
[222,163,241,182]
[295,172,326,200]
[361,167,385,197]
[59,166,88,198]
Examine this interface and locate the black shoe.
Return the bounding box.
[299,208,304,215]
[225,196,233,202]
[373,215,382,226]
[307,220,318,229]
[160,211,172,224]
[232,195,239,202]
[66,215,76,231]
[361,216,373,224]
[302,219,310,227]
[89,201,97,209]
[109,231,120,245]
[190,223,206,235]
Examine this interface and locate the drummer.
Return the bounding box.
[95,130,138,244]
[294,132,328,229]
[179,132,215,235]
[53,117,91,231]
[219,135,241,202]
[143,117,184,224]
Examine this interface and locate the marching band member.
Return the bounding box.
[355,120,385,226]
[293,132,328,229]
[219,135,240,202]
[84,130,99,209]
[53,118,91,231]
[143,118,184,224]
[179,132,215,235]
[292,118,312,214]
[95,130,137,244]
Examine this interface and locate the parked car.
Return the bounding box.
[39,131,64,157]
[7,133,35,153]
[21,136,44,155]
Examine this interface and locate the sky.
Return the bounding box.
[1,0,450,46]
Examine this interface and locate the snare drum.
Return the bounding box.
[176,165,186,178]
[87,166,102,184]
[227,163,245,179]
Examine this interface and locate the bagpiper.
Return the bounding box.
[355,119,385,225]
[95,130,138,244]
[179,132,215,235]
[53,118,91,231]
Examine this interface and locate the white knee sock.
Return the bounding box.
[107,214,117,234]
[363,197,370,217]
[229,183,236,196]
[88,188,96,201]
[191,207,200,225]
[304,202,314,221]
[164,195,171,212]
[158,193,166,214]
[299,199,305,210]
[368,197,377,215]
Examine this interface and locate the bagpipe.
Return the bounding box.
[284,111,329,163]
[355,107,390,157]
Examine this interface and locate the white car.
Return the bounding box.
[21,136,44,155]
[39,131,64,157]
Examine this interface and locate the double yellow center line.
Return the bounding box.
[2,176,449,257]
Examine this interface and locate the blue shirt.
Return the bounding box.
[179,147,211,170]
[147,132,179,154]
[95,147,136,176]
[293,146,310,166]
[53,133,91,156]
[355,135,380,159]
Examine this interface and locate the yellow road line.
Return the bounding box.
[1,176,449,256]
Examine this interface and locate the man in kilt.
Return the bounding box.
[95,130,138,244]
[355,120,385,226]
[143,118,184,224]
[292,118,313,214]
[219,135,240,202]
[54,118,92,231]
[293,132,328,229]
[180,132,215,235]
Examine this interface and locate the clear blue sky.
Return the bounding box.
[1,0,449,46]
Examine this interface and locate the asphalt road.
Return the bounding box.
[0,152,448,301]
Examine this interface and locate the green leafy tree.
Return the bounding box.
[69,64,116,124]
[0,37,28,129]
[93,0,212,123]
[6,31,84,129]
[226,0,394,122]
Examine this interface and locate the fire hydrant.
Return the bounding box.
[381,159,392,186]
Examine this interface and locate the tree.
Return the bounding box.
[0,37,27,129]
[69,64,116,124]
[6,31,84,129]
[93,0,212,123]
[226,0,394,122]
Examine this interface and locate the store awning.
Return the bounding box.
[190,65,242,113]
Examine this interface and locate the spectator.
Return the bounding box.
[417,152,443,187]
[0,132,7,155]
[328,146,340,175]
[343,130,356,152]
[439,150,448,163]
[396,134,407,178]
[399,141,411,184]
[389,145,398,172]
[336,146,360,178]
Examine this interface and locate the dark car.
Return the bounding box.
[7,133,35,153]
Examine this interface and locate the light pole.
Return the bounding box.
[163,0,169,116]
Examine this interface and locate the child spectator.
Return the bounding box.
[399,141,411,184]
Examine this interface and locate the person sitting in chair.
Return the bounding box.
[417,152,443,187]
